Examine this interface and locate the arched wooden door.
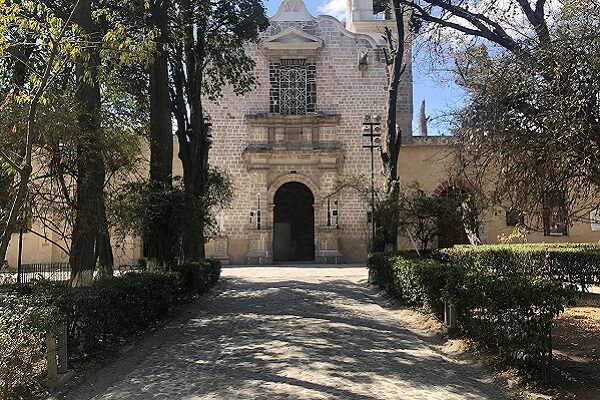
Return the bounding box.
[273,182,315,261]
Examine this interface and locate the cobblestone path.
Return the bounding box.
[65,266,507,400]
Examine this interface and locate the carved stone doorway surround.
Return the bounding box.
[245,173,342,264]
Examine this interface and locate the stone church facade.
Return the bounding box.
[203,0,412,264]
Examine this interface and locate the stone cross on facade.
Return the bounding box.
[272,0,313,22]
[282,0,301,12]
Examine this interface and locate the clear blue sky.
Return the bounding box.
[264,0,465,135]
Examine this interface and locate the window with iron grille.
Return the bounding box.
[269,59,316,115]
[543,191,568,236]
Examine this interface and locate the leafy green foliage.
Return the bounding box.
[329,174,400,251]
[369,247,583,374]
[369,251,448,314]
[452,272,576,371]
[441,244,600,289]
[397,184,480,250]
[172,259,222,299]
[28,259,221,357]
[112,167,233,264]
[0,259,221,398]
[0,295,61,399]
[453,5,600,224]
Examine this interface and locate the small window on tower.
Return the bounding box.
[373,1,393,20]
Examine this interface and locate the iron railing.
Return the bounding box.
[18,263,70,285]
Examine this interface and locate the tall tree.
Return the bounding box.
[378,0,409,251]
[453,7,600,227]
[145,0,176,266]
[400,0,552,56]
[402,0,600,226]
[169,0,268,261]
[69,0,108,285]
[0,1,81,265]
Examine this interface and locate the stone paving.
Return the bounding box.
[64,266,508,400]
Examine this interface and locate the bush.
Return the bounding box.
[0,260,221,398]
[33,272,182,355]
[172,258,221,298]
[451,272,576,370]
[369,252,449,314]
[441,243,600,289]
[368,249,580,375]
[31,259,221,357]
[0,296,60,399]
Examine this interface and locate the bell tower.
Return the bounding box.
[346,0,395,37]
[346,0,414,143]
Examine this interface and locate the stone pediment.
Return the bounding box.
[263,27,323,51]
[245,113,340,126]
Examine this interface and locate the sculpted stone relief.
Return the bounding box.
[282,0,301,12]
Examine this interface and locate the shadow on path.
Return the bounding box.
[64,275,507,400]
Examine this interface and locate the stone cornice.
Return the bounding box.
[262,27,323,51]
[242,143,344,170]
[245,113,341,127]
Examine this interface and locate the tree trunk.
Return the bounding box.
[70,0,107,286]
[173,3,210,262]
[380,1,407,252]
[144,0,175,266]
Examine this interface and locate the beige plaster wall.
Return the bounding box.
[396,142,600,246]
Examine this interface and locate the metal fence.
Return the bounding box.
[18,263,70,285]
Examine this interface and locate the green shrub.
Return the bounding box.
[369,252,449,314]
[452,272,577,370]
[33,272,181,355]
[0,296,60,399]
[0,260,221,398]
[368,249,580,375]
[33,261,221,356]
[441,243,600,288]
[204,258,222,284]
[172,258,222,298]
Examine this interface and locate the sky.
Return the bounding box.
[263,0,466,135]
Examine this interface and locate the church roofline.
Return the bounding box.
[271,0,314,22]
[268,1,380,49]
[315,15,379,48]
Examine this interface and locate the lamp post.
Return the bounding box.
[362,115,382,251]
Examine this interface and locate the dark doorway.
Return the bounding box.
[437,187,478,248]
[273,182,315,261]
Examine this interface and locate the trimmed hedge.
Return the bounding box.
[0,259,221,399]
[172,259,221,298]
[369,252,449,315]
[369,249,580,375]
[441,243,600,288]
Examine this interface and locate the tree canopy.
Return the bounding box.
[452,2,600,228]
